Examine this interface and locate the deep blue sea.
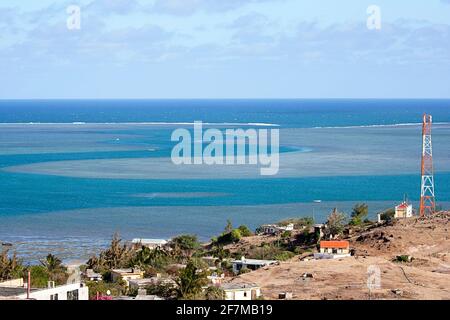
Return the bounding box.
[0,99,449,262]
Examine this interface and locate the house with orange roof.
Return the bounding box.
[314,240,351,259]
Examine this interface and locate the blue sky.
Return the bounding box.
[0,0,450,99]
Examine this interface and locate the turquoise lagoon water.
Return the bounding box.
[0,99,449,262]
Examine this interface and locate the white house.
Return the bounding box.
[260,223,294,235]
[128,276,175,291]
[0,278,89,300]
[84,269,102,281]
[111,268,144,286]
[221,283,261,300]
[131,238,169,250]
[314,240,351,260]
[231,256,278,274]
[207,273,225,286]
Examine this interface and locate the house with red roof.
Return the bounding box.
[395,202,413,219]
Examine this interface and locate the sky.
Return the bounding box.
[0,0,450,99]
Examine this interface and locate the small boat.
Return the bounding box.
[313,200,322,203]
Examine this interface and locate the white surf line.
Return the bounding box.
[0,122,280,127]
[313,122,450,129]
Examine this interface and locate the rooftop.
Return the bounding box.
[231,257,278,265]
[111,268,143,274]
[0,285,44,297]
[221,283,260,290]
[132,238,168,245]
[320,240,350,249]
[396,202,411,209]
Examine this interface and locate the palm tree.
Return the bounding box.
[41,254,65,273]
[0,249,24,280]
[174,261,208,299]
[40,253,68,284]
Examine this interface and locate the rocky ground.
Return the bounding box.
[227,212,450,300]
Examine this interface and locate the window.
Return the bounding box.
[67,289,79,301]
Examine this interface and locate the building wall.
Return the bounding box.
[395,205,413,218]
[112,272,143,286]
[0,278,23,287]
[320,248,349,254]
[225,288,260,300]
[17,283,89,300]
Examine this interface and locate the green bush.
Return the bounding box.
[281,231,292,239]
[349,203,369,226]
[274,251,295,261]
[380,209,395,222]
[29,265,49,288]
[85,280,127,299]
[230,229,242,242]
[394,255,413,263]
[277,217,314,229]
[215,229,242,245]
[238,225,253,237]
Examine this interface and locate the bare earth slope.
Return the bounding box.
[230,213,450,300]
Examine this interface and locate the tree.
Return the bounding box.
[325,208,347,238]
[237,225,253,237]
[0,249,24,280]
[380,208,395,222]
[41,254,65,273]
[28,265,50,288]
[133,246,171,271]
[87,233,134,274]
[224,220,233,233]
[40,253,68,284]
[350,203,369,225]
[170,235,201,262]
[211,245,230,261]
[205,286,225,300]
[230,229,242,243]
[174,261,208,300]
[277,217,314,229]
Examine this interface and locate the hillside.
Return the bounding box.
[229,212,450,300]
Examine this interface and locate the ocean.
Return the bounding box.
[0,99,449,263]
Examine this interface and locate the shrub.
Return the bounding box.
[380,209,395,222]
[29,265,50,288]
[230,229,242,242]
[274,251,295,261]
[349,203,369,226]
[325,209,347,237]
[281,231,292,239]
[215,229,242,245]
[278,217,314,229]
[205,286,225,300]
[238,267,251,275]
[394,255,413,263]
[238,225,253,237]
[86,280,127,299]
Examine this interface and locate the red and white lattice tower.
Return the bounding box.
[419,114,436,216]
